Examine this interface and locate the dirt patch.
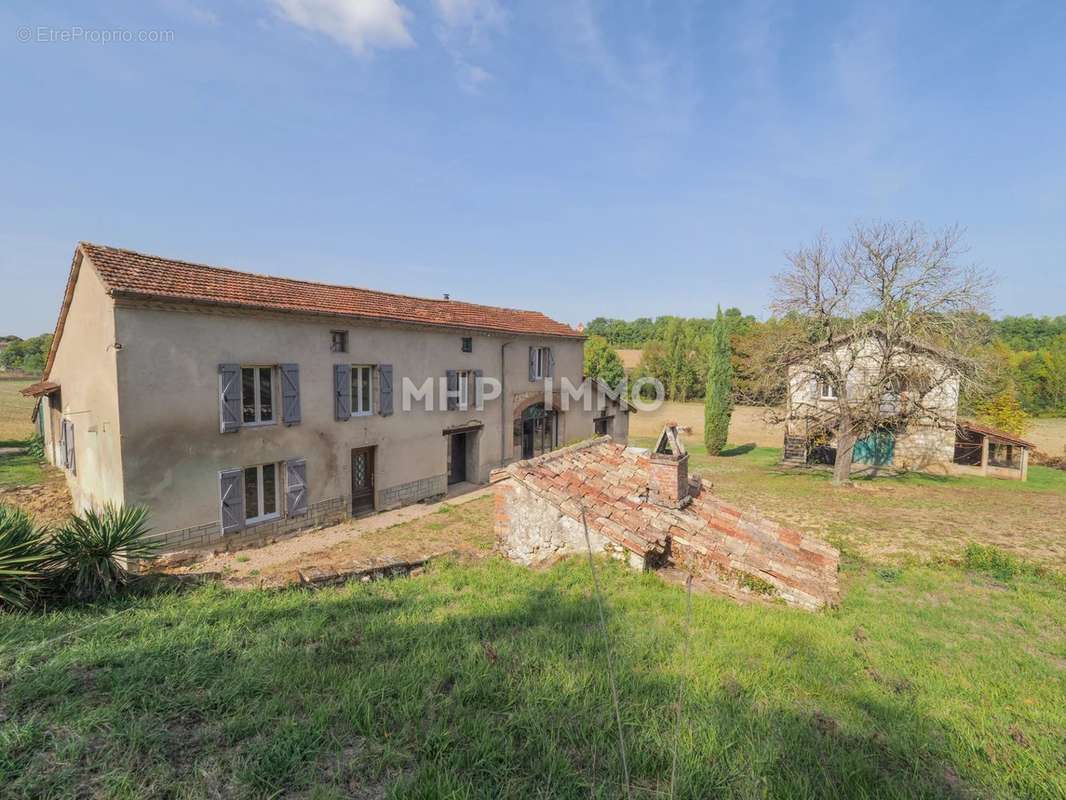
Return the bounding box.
[168,492,496,588]
[0,465,72,527]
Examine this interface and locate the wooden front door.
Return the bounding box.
[448,433,467,484]
[351,446,375,514]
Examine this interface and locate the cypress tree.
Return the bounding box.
[704,306,734,455]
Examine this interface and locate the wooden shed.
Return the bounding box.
[951,421,1035,481]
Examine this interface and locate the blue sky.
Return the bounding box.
[2,0,1065,338]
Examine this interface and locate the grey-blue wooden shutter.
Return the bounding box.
[219,469,244,534]
[334,364,352,420]
[474,369,484,409]
[546,348,555,378]
[58,419,68,468]
[65,420,76,476]
[378,364,394,416]
[286,459,308,517]
[446,369,459,411]
[280,364,301,425]
[219,364,241,433]
[528,347,536,381]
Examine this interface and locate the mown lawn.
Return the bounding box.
[1,551,1064,799]
[634,438,1066,570]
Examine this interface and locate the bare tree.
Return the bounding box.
[760,221,995,485]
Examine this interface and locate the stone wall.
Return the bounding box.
[493,478,646,570]
[891,423,956,472]
[671,491,839,611]
[377,474,447,510]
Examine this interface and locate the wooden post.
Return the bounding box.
[980,435,989,476]
[1020,447,1029,482]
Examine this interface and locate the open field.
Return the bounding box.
[0,378,36,444]
[633,439,1066,570]
[630,402,785,447]
[631,401,1066,456]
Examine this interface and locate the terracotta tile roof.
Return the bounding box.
[78,242,583,339]
[958,420,1036,449]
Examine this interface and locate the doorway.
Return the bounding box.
[521,403,557,459]
[448,433,467,484]
[351,446,375,515]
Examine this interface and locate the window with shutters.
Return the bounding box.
[530,347,550,379]
[331,330,349,353]
[241,366,275,424]
[461,336,472,353]
[243,462,280,524]
[456,369,471,411]
[351,365,374,416]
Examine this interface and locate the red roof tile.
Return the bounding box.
[958,420,1036,449]
[78,242,583,339]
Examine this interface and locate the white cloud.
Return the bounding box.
[433,0,504,38]
[431,0,504,92]
[271,0,414,55]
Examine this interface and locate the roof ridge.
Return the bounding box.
[77,241,576,323]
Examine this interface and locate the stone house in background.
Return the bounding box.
[21,242,629,552]
[782,335,1033,480]
[493,424,839,611]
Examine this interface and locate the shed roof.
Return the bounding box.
[958,420,1036,449]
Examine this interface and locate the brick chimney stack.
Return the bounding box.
[648,423,689,508]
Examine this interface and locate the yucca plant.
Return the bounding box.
[0,504,53,609]
[51,504,157,601]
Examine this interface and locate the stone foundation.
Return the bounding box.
[147,495,351,554]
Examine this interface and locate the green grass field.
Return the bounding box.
[1,550,1063,799]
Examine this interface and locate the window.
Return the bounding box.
[244,462,279,524]
[461,337,473,353]
[594,415,613,436]
[531,347,550,379]
[242,366,275,424]
[351,365,374,416]
[331,330,349,353]
[456,369,471,411]
[818,379,838,400]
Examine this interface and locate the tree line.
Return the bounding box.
[586,313,1066,416]
[0,334,52,374]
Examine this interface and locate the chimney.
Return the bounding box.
[443,293,451,300]
[648,423,689,508]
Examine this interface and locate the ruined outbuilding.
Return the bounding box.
[492,424,840,611]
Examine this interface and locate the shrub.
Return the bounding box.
[51,505,157,601]
[0,505,53,609]
[963,543,1018,581]
[26,433,44,460]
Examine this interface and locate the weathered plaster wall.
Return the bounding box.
[109,292,590,536]
[45,259,125,513]
[494,479,644,570]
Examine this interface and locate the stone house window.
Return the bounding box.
[456,369,472,410]
[244,462,280,524]
[461,336,472,353]
[241,366,275,424]
[594,415,613,436]
[331,330,349,353]
[351,365,374,416]
[530,347,551,380]
[818,379,838,400]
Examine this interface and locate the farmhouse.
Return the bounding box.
[493,424,840,610]
[782,335,1033,480]
[21,242,629,551]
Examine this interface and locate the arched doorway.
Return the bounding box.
[519,402,557,459]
